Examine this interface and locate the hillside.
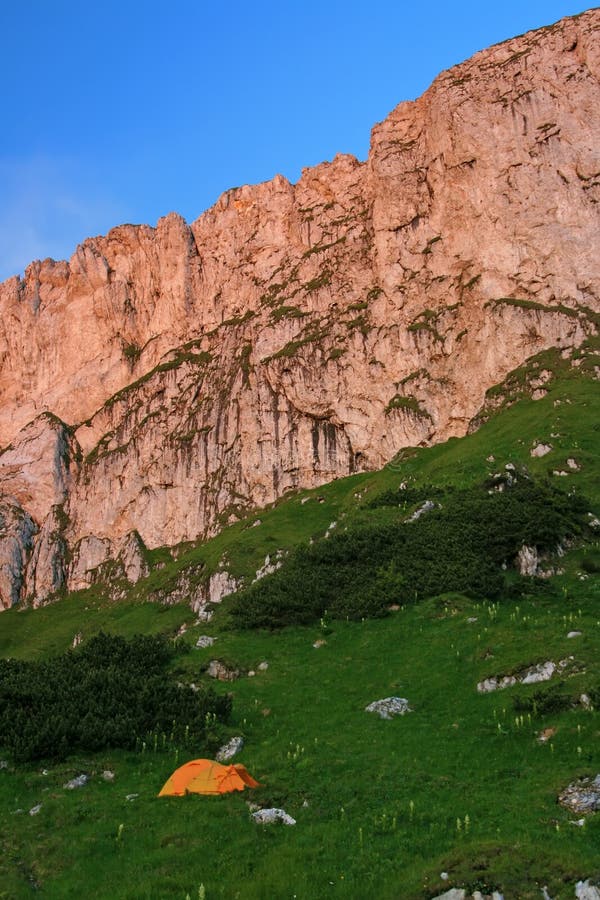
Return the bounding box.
[1,9,600,609]
[0,340,599,898]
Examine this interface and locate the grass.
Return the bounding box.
[0,358,599,897]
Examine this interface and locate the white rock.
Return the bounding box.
[216,736,244,762]
[567,458,580,470]
[251,807,296,826]
[195,635,216,648]
[102,770,115,781]
[29,804,42,816]
[258,661,269,671]
[125,793,139,801]
[208,570,239,604]
[531,443,553,458]
[431,890,466,900]
[407,500,437,522]
[575,881,600,899]
[517,544,539,576]
[64,774,89,789]
[567,631,582,638]
[253,554,283,582]
[365,697,412,719]
[521,661,556,684]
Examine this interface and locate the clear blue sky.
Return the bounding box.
[0,0,591,281]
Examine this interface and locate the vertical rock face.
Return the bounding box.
[0,10,599,606]
[0,501,37,609]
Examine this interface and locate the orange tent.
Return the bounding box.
[158,759,260,797]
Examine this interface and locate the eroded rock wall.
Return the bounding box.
[0,10,599,605]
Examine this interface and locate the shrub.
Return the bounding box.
[0,633,231,762]
[229,478,589,629]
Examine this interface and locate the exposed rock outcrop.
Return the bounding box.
[0,10,599,607]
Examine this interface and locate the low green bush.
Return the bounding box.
[0,633,231,762]
[229,478,589,629]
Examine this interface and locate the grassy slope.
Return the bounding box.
[0,355,599,898]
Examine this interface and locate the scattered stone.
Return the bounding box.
[41,769,49,776]
[302,799,310,808]
[252,519,261,527]
[251,807,296,826]
[553,470,569,477]
[258,661,269,671]
[248,670,256,677]
[580,693,593,710]
[477,658,573,693]
[64,774,89,790]
[313,639,327,648]
[567,458,580,470]
[567,631,582,639]
[531,443,553,458]
[195,635,216,649]
[365,697,412,719]
[486,455,495,462]
[541,889,553,900]
[467,616,478,623]
[431,891,503,900]
[575,880,600,899]
[558,774,600,814]
[216,736,244,762]
[588,514,600,529]
[208,570,239,604]
[253,552,284,582]
[570,818,586,827]
[407,500,437,522]
[72,632,83,648]
[300,497,310,505]
[441,872,449,881]
[0,760,8,769]
[517,544,539,576]
[102,770,115,782]
[505,463,516,472]
[538,727,557,743]
[196,608,213,623]
[29,804,42,816]
[125,793,139,801]
[176,623,188,637]
[206,660,240,681]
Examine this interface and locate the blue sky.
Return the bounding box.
[0,0,590,281]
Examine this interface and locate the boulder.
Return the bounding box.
[216,736,244,762]
[365,697,412,719]
[558,775,600,814]
[251,807,296,826]
[575,881,600,899]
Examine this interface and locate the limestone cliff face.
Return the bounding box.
[0,10,599,607]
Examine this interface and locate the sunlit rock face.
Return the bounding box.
[0,10,598,605]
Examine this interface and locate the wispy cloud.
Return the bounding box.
[0,157,126,282]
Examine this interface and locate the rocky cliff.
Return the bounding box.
[1,9,599,609]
